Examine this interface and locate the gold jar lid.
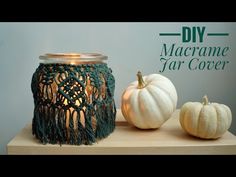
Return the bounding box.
[39,53,107,64]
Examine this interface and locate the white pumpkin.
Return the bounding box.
[179,95,232,139]
[121,71,178,129]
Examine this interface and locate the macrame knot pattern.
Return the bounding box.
[31,63,116,145]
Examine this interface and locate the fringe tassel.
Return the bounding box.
[32,103,116,145]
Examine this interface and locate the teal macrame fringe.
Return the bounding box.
[31,63,116,145]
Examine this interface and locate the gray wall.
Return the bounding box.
[0,22,235,154]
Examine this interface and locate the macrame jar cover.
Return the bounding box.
[31,53,116,145]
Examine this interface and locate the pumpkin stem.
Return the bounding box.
[137,71,146,89]
[202,95,209,105]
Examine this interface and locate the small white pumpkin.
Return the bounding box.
[121,71,178,129]
[179,95,232,139]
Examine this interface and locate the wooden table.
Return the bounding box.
[7,109,236,154]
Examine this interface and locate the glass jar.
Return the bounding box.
[31,53,116,145]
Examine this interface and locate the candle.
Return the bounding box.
[32,53,116,145]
